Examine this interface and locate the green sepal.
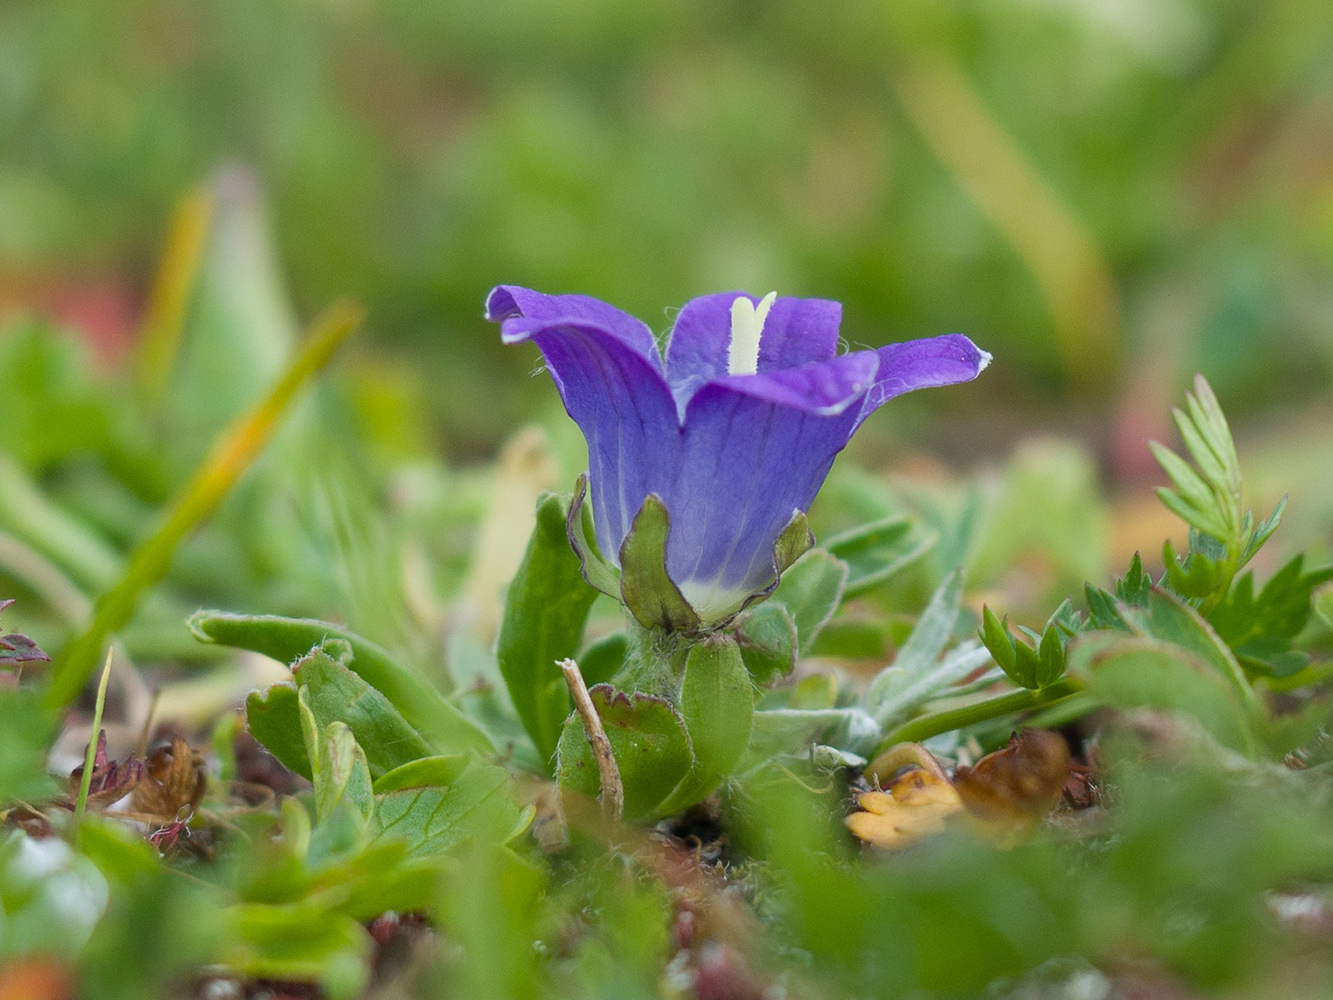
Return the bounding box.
[772,509,815,578]
[565,473,622,598]
[555,684,694,822]
[618,494,701,634]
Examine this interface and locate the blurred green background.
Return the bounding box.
[4,0,1331,461]
[5,0,1327,445]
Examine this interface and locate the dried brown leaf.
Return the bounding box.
[954,729,1071,837]
[131,737,206,823]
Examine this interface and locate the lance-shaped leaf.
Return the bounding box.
[658,635,754,813]
[191,610,493,756]
[866,570,963,713]
[497,492,599,762]
[824,516,935,598]
[769,549,849,654]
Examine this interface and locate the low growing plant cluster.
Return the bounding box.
[3,215,1333,1000]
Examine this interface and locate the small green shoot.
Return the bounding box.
[74,647,115,830]
[979,601,1075,691]
[1149,374,1286,613]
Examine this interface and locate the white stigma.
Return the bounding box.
[977,348,993,371]
[727,291,776,376]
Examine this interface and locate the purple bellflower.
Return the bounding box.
[487,287,990,628]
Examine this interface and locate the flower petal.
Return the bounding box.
[495,315,681,559]
[718,350,879,416]
[486,285,663,371]
[664,359,874,619]
[854,334,991,430]
[664,293,843,412]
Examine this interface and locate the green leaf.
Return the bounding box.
[496,491,599,762]
[658,636,754,813]
[768,548,849,653]
[1121,587,1254,706]
[308,716,373,826]
[1071,634,1254,754]
[565,473,620,597]
[1153,481,1232,545]
[1171,405,1228,493]
[190,610,493,756]
[372,758,524,858]
[1036,624,1065,688]
[741,705,880,766]
[1207,556,1333,677]
[825,516,934,598]
[867,570,967,709]
[808,618,888,659]
[245,682,311,779]
[1242,496,1287,563]
[221,901,373,1000]
[577,633,628,688]
[1117,553,1153,604]
[295,643,433,779]
[0,687,59,804]
[866,642,993,729]
[1314,582,1333,632]
[1161,540,1226,600]
[978,605,1016,676]
[1187,374,1240,488]
[976,600,1067,692]
[372,755,471,794]
[733,602,798,685]
[1149,440,1224,524]
[617,494,700,633]
[555,684,693,822]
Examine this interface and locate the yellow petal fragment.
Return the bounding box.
[845,766,964,849]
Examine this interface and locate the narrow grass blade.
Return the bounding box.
[137,188,216,405]
[74,649,115,830]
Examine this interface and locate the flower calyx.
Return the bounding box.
[566,473,814,635]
